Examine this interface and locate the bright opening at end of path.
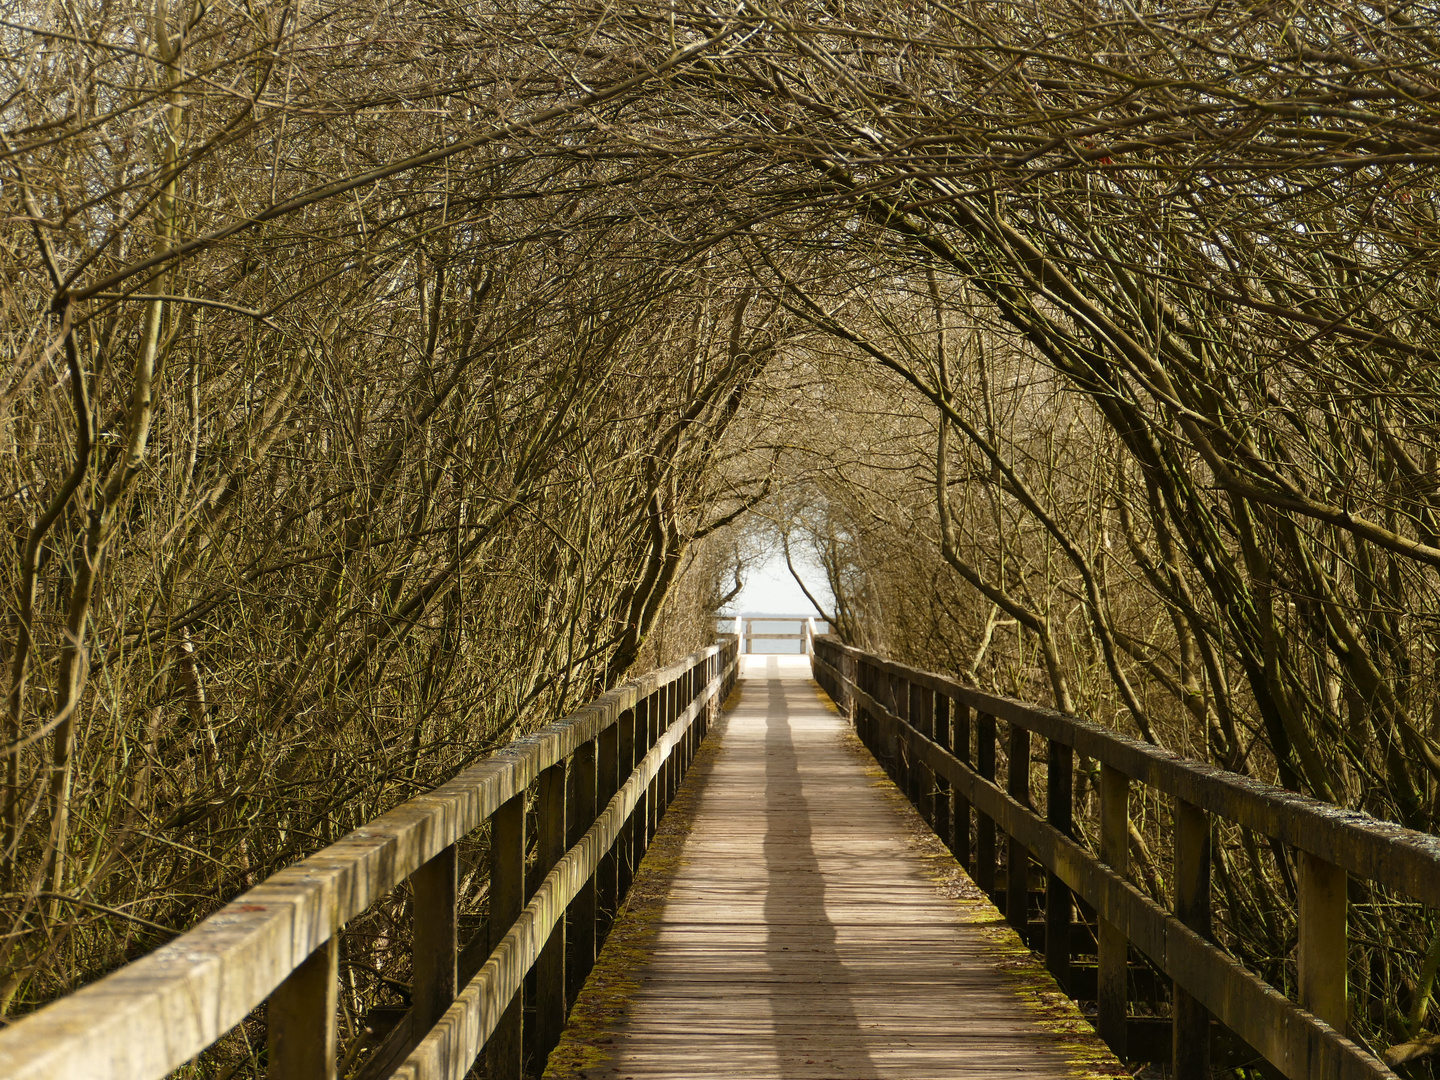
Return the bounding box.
[719,536,834,654]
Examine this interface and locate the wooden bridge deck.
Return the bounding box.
[543,656,1121,1080]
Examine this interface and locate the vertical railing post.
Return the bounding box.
[910,682,933,823]
[489,791,525,1080]
[685,668,694,753]
[869,661,881,751]
[678,668,690,773]
[684,663,693,752]
[632,694,650,871]
[618,709,637,896]
[844,650,856,721]
[671,676,682,780]
[412,843,458,1032]
[894,671,911,792]
[856,660,870,744]
[597,721,621,938]
[1045,738,1073,990]
[954,702,972,872]
[933,694,952,850]
[267,937,338,1080]
[666,678,680,804]
[874,667,887,756]
[534,760,568,1065]
[566,741,597,1007]
[1173,799,1211,1080]
[865,661,877,743]
[654,682,669,821]
[1097,764,1130,1057]
[696,657,707,740]
[645,690,662,845]
[681,669,694,773]
[975,712,997,895]
[1298,851,1348,1032]
[716,649,725,717]
[700,655,712,739]
[686,663,699,766]
[669,677,681,803]
[698,657,708,735]
[869,664,878,750]
[646,689,660,837]
[1006,725,1032,935]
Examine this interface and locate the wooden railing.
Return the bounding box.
[720,614,827,655]
[812,637,1435,1080]
[0,641,738,1080]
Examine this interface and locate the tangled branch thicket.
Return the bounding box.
[0,0,790,1039]
[9,0,1440,1070]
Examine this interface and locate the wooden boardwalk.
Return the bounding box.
[544,656,1121,1080]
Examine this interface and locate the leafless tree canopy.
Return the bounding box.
[9,0,1440,1067]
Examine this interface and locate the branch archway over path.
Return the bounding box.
[9,0,1440,1062]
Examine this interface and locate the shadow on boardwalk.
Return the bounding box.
[543,656,1120,1079]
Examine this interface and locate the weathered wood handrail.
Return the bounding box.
[812,636,1426,1080]
[0,641,738,1080]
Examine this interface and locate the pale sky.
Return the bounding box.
[722,543,834,617]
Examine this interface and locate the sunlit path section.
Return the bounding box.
[543,654,1121,1079]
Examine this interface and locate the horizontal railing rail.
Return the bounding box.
[719,615,827,656]
[0,640,738,1080]
[720,616,835,659]
[812,636,1425,1080]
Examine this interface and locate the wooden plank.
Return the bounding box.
[543,664,1123,1080]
